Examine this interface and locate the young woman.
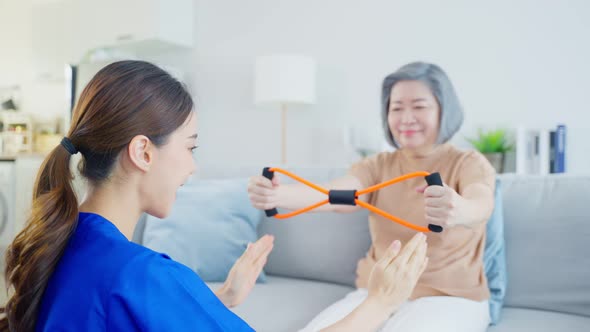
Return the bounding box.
[248,62,495,332]
[0,60,427,332]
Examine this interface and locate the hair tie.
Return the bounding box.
[60,137,78,155]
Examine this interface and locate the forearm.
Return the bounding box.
[319,298,392,332]
[276,183,327,211]
[277,175,363,213]
[214,284,237,308]
[457,184,494,226]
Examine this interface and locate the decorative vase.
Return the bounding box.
[483,152,505,174]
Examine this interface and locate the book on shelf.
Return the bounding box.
[514,124,566,175]
[554,124,566,173]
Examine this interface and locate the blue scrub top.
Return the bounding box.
[36,212,254,331]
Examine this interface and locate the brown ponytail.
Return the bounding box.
[0,145,79,331]
[0,60,193,331]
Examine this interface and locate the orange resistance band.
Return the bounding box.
[262,167,444,233]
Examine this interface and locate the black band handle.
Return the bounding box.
[328,190,357,206]
[262,167,278,217]
[424,172,443,187]
[424,172,444,233]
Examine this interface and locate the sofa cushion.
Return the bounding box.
[485,179,508,325]
[487,307,590,332]
[498,174,590,317]
[207,276,353,332]
[207,278,590,332]
[142,178,265,282]
[260,209,371,286]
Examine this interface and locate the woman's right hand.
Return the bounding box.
[366,232,428,314]
[247,174,281,210]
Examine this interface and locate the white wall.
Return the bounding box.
[191,0,590,173]
[0,0,32,105]
[0,0,68,124]
[2,0,589,173]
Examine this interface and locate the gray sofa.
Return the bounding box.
[134,167,590,331]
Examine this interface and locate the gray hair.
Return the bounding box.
[381,62,463,148]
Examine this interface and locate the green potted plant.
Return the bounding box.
[467,128,513,173]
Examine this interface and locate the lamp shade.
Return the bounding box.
[254,55,316,105]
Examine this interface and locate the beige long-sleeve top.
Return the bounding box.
[350,144,495,301]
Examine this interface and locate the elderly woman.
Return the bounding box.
[248,62,496,332]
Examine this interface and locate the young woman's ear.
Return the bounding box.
[128,135,153,172]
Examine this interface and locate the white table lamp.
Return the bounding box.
[254,55,316,164]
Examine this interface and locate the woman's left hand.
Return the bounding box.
[416,184,466,228]
[216,234,274,307]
